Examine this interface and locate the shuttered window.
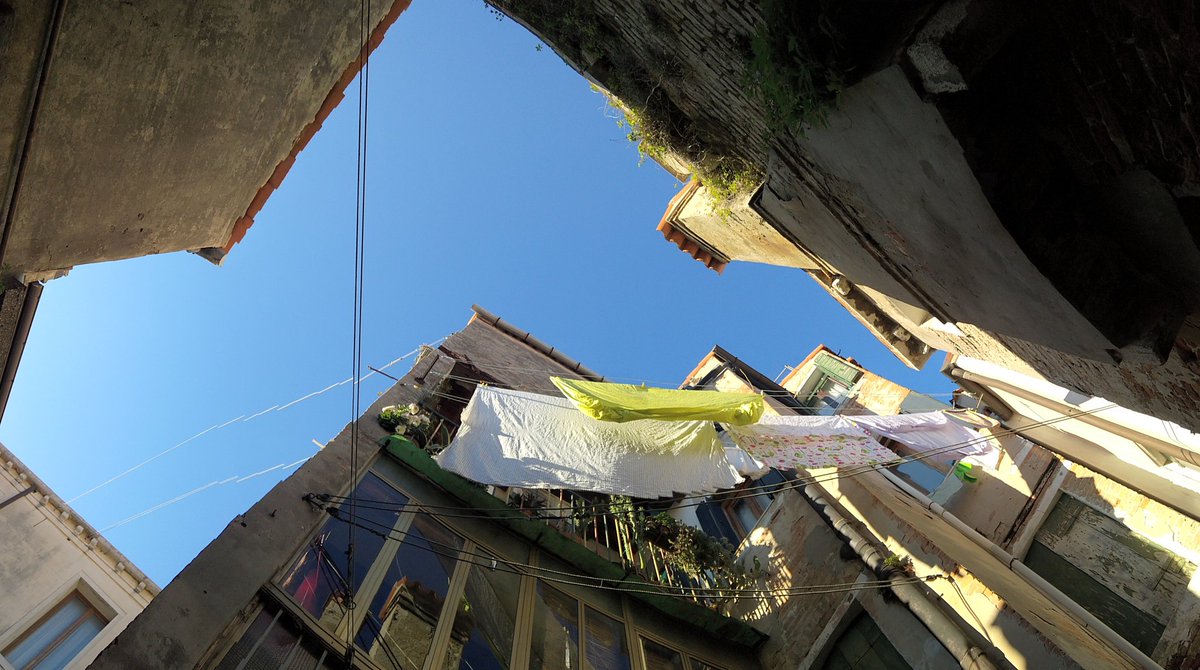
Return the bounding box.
[1025,493,1196,655]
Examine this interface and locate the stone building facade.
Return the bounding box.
[88,307,1200,669]
[0,443,157,670]
[485,0,1200,436]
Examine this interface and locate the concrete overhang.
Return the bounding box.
[0,0,411,421]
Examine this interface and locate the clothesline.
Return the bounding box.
[430,381,999,499]
[422,385,944,417]
[420,368,958,400]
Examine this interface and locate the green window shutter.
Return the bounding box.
[813,353,862,386]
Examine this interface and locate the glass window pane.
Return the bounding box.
[216,607,336,670]
[242,614,301,670]
[528,583,580,670]
[733,502,760,535]
[5,593,107,670]
[215,611,275,670]
[28,616,104,670]
[354,515,463,669]
[583,607,629,670]
[278,473,409,627]
[890,460,947,494]
[640,638,684,670]
[691,662,724,670]
[442,557,523,670]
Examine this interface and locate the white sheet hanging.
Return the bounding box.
[435,386,743,498]
[846,411,1000,468]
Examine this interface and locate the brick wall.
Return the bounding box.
[733,490,863,669]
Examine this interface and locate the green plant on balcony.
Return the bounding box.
[379,403,433,444]
[612,501,760,599]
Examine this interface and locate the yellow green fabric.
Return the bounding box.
[550,377,764,425]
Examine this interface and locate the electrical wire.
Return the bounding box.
[64,342,438,505]
[344,0,373,663]
[320,505,943,602]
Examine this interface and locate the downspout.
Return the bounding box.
[801,484,998,670]
[874,468,1159,669]
[0,281,41,422]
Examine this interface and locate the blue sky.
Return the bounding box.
[0,0,954,585]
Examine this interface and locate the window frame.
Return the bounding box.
[0,581,114,670]
[632,630,724,670]
[265,465,535,670]
[249,460,741,670]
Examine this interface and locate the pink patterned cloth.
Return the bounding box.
[725,415,897,470]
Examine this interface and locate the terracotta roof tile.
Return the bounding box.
[655,181,728,273]
[219,0,414,258]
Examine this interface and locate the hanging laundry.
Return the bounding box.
[724,415,897,470]
[846,411,1001,468]
[719,431,772,478]
[435,386,743,498]
[550,376,764,425]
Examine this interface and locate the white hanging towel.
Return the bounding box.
[435,386,743,498]
[846,411,1001,468]
[724,414,897,470]
[719,431,772,478]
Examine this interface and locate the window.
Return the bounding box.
[353,513,464,669]
[640,638,684,670]
[239,466,726,670]
[214,607,340,670]
[698,470,786,544]
[819,611,912,670]
[878,437,951,495]
[1024,493,1197,655]
[444,554,523,670]
[3,591,109,670]
[636,637,723,670]
[265,469,530,670]
[528,584,580,670]
[527,584,632,670]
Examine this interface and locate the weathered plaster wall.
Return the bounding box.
[762,67,1117,363]
[673,184,819,270]
[819,469,1096,669]
[732,490,863,670]
[1,0,402,274]
[844,371,910,416]
[491,0,1200,438]
[0,449,154,670]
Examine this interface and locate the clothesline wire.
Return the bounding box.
[107,394,1089,535]
[428,370,959,402]
[423,384,946,419]
[64,341,443,505]
[320,505,943,601]
[321,400,1117,522]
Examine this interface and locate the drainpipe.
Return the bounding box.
[0,281,41,423]
[802,484,998,670]
[874,468,1159,669]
